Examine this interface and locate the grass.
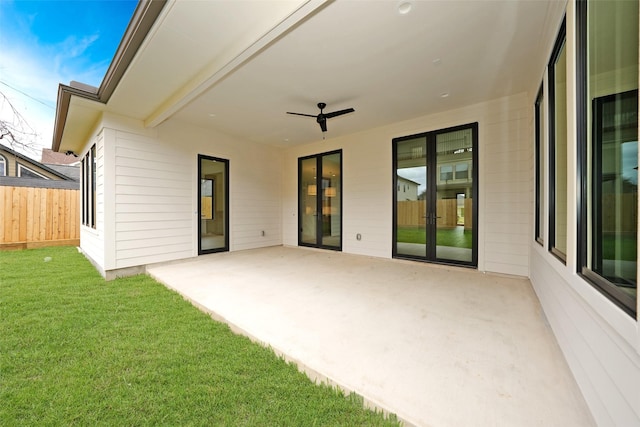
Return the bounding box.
[1,247,399,426]
[397,226,472,249]
[602,234,637,262]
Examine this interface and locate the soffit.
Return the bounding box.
[107,0,312,120]
[62,97,105,154]
[171,0,560,147]
[61,0,564,151]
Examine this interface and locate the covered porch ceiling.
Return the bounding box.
[56,0,564,153]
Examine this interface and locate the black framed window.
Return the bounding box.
[577,0,638,317]
[548,17,567,262]
[535,84,545,245]
[81,145,96,229]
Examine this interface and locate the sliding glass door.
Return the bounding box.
[393,123,477,266]
[298,150,342,250]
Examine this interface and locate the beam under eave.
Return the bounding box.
[143,0,332,129]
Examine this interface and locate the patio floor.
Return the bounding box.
[146,246,594,427]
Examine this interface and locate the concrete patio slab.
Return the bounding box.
[146,246,594,427]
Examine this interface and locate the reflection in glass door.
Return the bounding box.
[395,136,428,258]
[435,128,474,262]
[393,123,477,266]
[198,155,229,254]
[298,150,342,250]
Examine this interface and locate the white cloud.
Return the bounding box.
[0,30,107,158]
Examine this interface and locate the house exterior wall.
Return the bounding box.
[79,130,106,275]
[157,120,283,253]
[527,2,640,425]
[79,113,283,275]
[282,92,532,276]
[396,176,418,201]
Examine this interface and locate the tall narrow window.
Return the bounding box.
[548,17,567,262]
[0,154,6,176]
[82,145,96,229]
[535,84,545,245]
[91,145,96,229]
[578,0,638,317]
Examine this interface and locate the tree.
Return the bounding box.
[0,90,40,155]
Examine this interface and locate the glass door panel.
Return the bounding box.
[395,137,427,258]
[300,157,317,245]
[198,155,228,254]
[299,150,342,250]
[435,128,473,262]
[321,153,341,248]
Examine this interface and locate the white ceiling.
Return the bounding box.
[63,0,566,151]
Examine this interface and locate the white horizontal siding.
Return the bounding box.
[80,132,105,271]
[531,247,640,425]
[481,101,531,277]
[113,131,192,269]
[231,151,283,250]
[283,93,532,276]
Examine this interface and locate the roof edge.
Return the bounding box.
[51,0,168,152]
[0,142,74,180]
[98,0,168,101]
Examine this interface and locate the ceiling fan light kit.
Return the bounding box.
[287,102,355,136]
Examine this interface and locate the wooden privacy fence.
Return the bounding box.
[397,199,473,229]
[602,193,637,234]
[0,186,80,249]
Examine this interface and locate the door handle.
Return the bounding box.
[425,212,442,224]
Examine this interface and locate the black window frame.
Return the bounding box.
[392,122,479,268]
[535,83,544,246]
[81,145,96,229]
[576,0,638,318]
[548,16,567,263]
[297,149,343,251]
[197,154,230,255]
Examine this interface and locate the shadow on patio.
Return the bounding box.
[147,246,593,427]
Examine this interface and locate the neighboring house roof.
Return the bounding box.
[397,176,420,186]
[0,143,73,181]
[41,148,80,165]
[53,0,563,154]
[43,163,80,181]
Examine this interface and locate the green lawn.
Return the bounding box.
[397,226,472,249]
[602,234,637,262]
[1,247,399,426]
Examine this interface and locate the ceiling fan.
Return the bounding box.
[287,102,355,134]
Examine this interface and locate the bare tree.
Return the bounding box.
[0,90,40,156]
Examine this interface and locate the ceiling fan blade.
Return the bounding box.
[324,108,355,119]
[319,119,327,132]
[286,112,317,118]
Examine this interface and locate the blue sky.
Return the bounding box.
[0,0,137,158]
